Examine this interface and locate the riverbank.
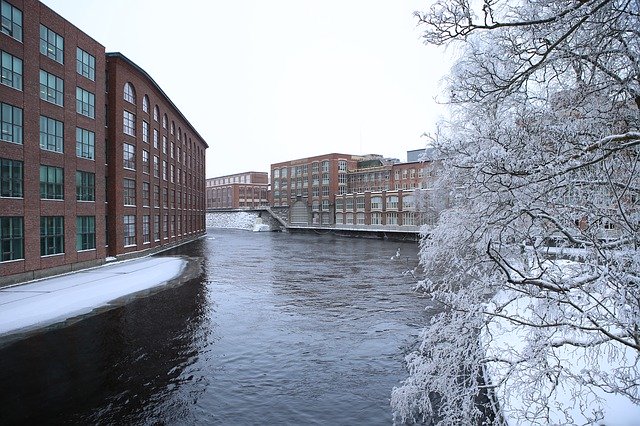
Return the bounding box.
[0,255,201,345]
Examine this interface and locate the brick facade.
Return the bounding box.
[105,53,208,257]
[0,1,208,285]
[206,172,269,209]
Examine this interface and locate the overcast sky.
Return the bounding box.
[41,0,450,178]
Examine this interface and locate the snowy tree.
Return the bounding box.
[392,1,639,424]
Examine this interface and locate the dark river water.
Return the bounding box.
[0,229,428,425]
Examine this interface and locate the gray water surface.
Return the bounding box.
[0,229,427,425]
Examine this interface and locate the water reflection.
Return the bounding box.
[0,273,209,424]
[0,230,427,425]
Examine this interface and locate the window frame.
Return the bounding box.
[76,47,95,81]
[39,69,64,106]
[76,216,96,251]
[39,115,64,153]
[39,24,64,64]
[75,170,95,201]
[1,50,22,90]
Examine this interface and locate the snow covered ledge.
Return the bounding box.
[0,256,192,341]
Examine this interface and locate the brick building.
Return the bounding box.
[205,172,268,210]
[1,0,107,283]
[0,0,208,285]
[270,153,361,225]
[270,151,442,227]
[105,53,207,256]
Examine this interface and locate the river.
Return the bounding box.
[0,229,428,425]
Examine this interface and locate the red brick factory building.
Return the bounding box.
[0,0,208,286]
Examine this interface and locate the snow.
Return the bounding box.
[206,211,260,230]
[485,287,640,425]
[0,256,186,337]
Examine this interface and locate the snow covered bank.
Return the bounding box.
[206,211,259,230]
[0,256,186,338]
[484,279,640,425]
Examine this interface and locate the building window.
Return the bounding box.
[322,161,329,173]
[322,200,329,211]
[76,171,95,201]
[356,212,365,225]
[39,70,63,106]
[335,213,344,224]
[170,164,174,183]
[162,114,167,129]
[162,187,168,208]
[0,157,22,197]
[124,82,135,103]
[162,135,167,154]
[76,216,95,251]
[387,195,398,210]
[142,181,150,206]
[403,195,415,209]
[142,120,149,143]
[0,216,23,261]
[403,212,415,226]
[322,173,329,185]
[142,95,149,113]
[322,186,329,197]
[338,160,347,172]
[39,116,63,153]
[1,102,22,144]
[76,127,95,159]
[371,196,382,210]
[163,214,168,238]
[142,149,149,174]
[40,216,64,256]
[153,128,158,148]
[335,198,343,211]
[162,160,167,181]
[153,185,160,207]
[1,1,22,41]
[123,215,136,246]
[153,215,160,241]
[153,105,159,121]
[387,212,398,225]
[123,143,135,169]
[371,212,382,225]
[123,178,136,206]
[76,47,95,80]
[76,87,95,118]
[39,24,64,63]
[142,215,150,243]
[1,50,22,90]
[153,155,159,178]
[123,110,135,136]
[39,165,63,200]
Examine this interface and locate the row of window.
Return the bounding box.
[335,212,419,226]
[1,211,204,262]
[1,158,95,201]
[272,160,343,179]
[2,0,96,80]
[0,215,95,261]
[0,105,96,157]
[125,213,197,246]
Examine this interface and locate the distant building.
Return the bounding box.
[206,172,269,209]
[0,0,208,286]
[270,153,362,225]
[269,152,443,227]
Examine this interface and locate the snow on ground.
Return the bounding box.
[484,288,640,425]
[206,211,259,230]
[0,256,186,337]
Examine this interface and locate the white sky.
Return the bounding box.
[41,0,450,178]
